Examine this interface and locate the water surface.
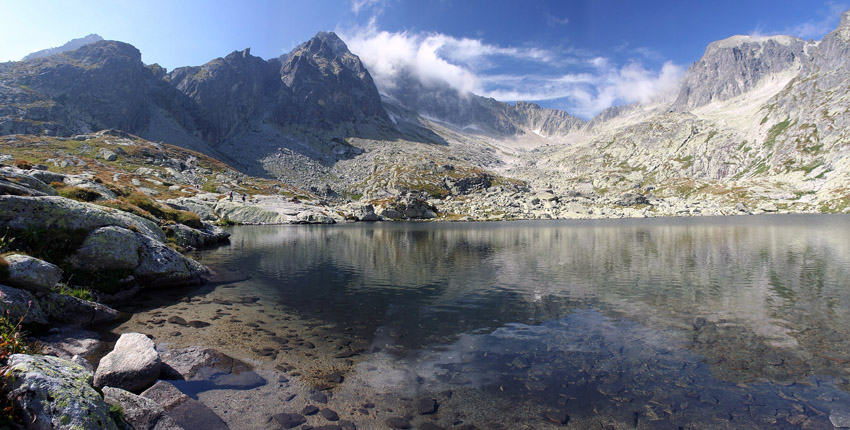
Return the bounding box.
[173,215,850,428]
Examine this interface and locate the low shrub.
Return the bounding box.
[54,185,102,202]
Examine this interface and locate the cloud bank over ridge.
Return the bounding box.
[340,19,684,119]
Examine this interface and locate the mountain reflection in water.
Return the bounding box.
[193,215,850,428]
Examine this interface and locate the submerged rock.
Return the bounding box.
[4,354,118,430]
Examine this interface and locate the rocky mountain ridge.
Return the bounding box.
[3,11,850,219]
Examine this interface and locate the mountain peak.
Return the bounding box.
[23,34,104,60]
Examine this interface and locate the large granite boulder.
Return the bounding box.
[2,253,63,292]
[94,332,161,393]
[4,354,119,430]
[103,387,184,430]
[0,284,48,325]
[213,200,286,224]
[0,195,165,242]
[66,225,140,271]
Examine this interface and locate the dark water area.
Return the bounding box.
[189,215,850,429]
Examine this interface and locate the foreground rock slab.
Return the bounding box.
[94,332,161,392]
[103,386,185,430]
[4,354,118,430]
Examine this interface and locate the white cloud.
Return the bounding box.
[339,20,684,119]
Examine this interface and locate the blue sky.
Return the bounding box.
[1,0,847,118]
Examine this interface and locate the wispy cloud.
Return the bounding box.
[351,0,383,15]
[751,2,848,40]
[340,19,683,118]
[546,14,570,27]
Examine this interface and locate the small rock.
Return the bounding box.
[302,405,319,415]
[386,417,412,429]
[271,412,306,429]
[310,391,328,404]
[419,423,445,430]
[321,408,340,421]
[188,320,210,328]
[168,316,188,326]
[338,420,356,430]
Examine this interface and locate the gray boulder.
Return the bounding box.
[103,387,184,430]
[67,225,140,271]
[159,346,265,390]
[134,233,211,288]
[94,332,161,393]
[3,253,63,292]
[0,283,48,325]
[4,354,119,430]
[0,195,165,242]
[37,291,120,327]
[97,148,119,162]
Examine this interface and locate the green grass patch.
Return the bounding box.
[52,184,102,202]
[764,118,792,150]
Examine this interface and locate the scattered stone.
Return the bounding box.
[310,391,329,404]
[4,354,118,430]
[419,423,445,430]
[338,420,356,430]
[140,380,189,411]
[94,332,161,393]
[325,371,344,383]
[168,315,189,326]
[321,408,340,421]
[302,405,319,415]
[418,398,438,415]
[188,320,211,328]
[511,356,530,369]
[271,412,307,429]
[386,417,412,429]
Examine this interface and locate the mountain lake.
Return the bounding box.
[109,214,850,429]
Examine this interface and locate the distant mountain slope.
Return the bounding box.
[22,34,103,60]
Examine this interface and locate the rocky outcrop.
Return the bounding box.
[672,35,809,110]
[4,354,119,430]
[2,253,63,292]
[134,232,211,287]
[94,332,161,393]
[103,387,185,430]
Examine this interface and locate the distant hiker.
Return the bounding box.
[242,193,246,202]
[229,191,233,201]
